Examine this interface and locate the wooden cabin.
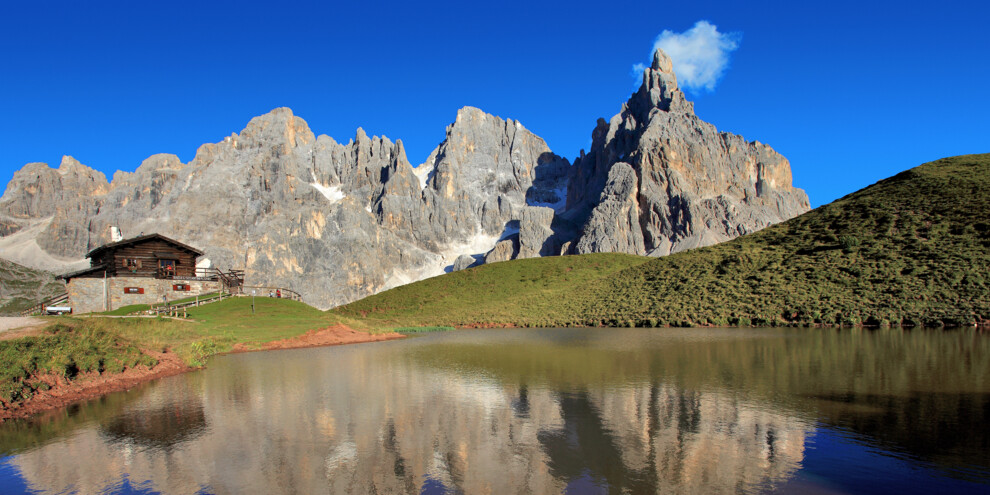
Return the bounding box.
[70,233,204,280]
[58,234,228,314]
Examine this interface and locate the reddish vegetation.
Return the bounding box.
[0,325,403,422]
[0,349,190,422]
[233,325,404,352]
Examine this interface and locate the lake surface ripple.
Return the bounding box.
[0,327,988,494]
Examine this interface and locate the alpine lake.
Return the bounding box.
[0,327,988,494]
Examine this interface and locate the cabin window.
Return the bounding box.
[159,259,176,274]
[173,284,190,291]
[124,259,141,272]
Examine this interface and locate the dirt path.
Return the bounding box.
[0,316,47,340]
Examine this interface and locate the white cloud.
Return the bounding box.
[633,21,741,93]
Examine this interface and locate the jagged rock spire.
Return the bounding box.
[633,48,694,115]
[565,49,808,257]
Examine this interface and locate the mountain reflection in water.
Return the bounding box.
[1,327,987,494]
[99,400,207,452]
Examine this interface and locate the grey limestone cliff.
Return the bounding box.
[565,50,809,256]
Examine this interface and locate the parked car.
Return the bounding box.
[44,306,72,315]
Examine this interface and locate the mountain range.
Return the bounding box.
[0,50,809,309]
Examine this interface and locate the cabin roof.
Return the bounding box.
[85,233,205,259]
[57,263,108,281]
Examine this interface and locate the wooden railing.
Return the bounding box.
[151,291,230,317]
[151,285,303,317]
[239,286,302,301]
[160,268,245,294]
[217,269,246,293]
[20,292,69,316]
[194,267,219,279]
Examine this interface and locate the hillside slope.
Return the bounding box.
[337,154,989,328]
[566,153,990,327]
[0,259,64,315]
[334,253,651,327]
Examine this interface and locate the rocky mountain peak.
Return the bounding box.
[565,48,809,257]
[57,155,83,174]
[53,156,109,194]
[237,107,315,150]
[454,106,488,124]
[393,139,409,165]
[651,48,674,73]
[635,48,693,115]
[109,154,183,193]
[138,154,184,172]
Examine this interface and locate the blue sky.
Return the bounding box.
[1,0,987,207]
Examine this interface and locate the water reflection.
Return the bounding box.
[539,387,804,493]
[100,400,207,452]
[811,392,990,480]
[1,328,988,494]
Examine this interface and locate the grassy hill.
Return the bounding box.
[0,259,65,315]
[334,253,652,328]
[336,153,990,328]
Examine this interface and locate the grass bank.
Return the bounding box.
[0,323,156,405]
[0,296,370,414]
[394,326,455,333]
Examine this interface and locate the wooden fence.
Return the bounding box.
[150,285,303,317]
[238,286,302,301]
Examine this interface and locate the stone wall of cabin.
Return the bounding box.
[67,277,221,314]
[66,278,107,314]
